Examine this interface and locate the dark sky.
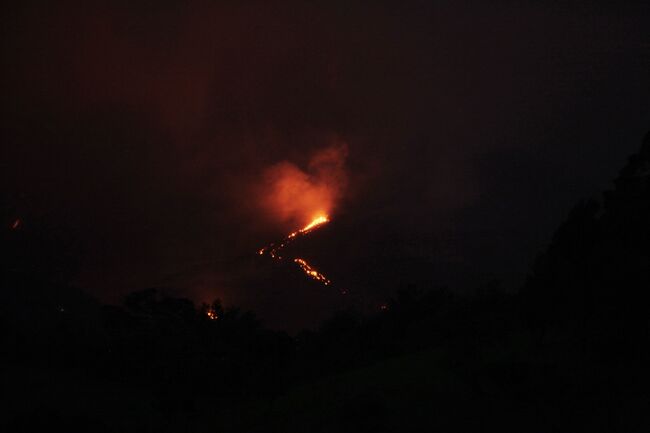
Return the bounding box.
[2,1,649,328]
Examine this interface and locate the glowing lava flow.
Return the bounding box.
[293,258,331,285]
[258,215,332,286]
[294,215,329,234]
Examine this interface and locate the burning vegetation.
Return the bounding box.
[256,142,347,289]
[293,257,331,285]
[260,142,347,227]
[258,214,333,287]
[206,307,219,320]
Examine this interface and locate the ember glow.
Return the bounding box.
[206,308,219,320]
[256,143,347,289]
[293,258,331,285]
[261,143,347,228]
[258,214,334,287]
[288,214,330,238]
[300,215,329,232]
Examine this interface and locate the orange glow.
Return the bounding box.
[257,142,346,290]
[301,214,329,232]
[206,308,219,320]
[259,214,330,261]
[260,142,347,228]
[287,214,330,238]
[257,214,333,287]
[293,258,331,285]
[11,219,21,230]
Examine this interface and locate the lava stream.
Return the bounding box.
[258,215,332,286]
[293,258,331,285]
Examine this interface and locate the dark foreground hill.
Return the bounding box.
[2,132,649,432]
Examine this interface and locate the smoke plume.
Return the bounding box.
[260,140,348,227]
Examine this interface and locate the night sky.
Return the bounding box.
[2,1,649,328]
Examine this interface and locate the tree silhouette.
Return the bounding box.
[4,132,650,432]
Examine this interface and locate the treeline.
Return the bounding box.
[1,132,648,432]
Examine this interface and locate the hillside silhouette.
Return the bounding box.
[2,132,649,432]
